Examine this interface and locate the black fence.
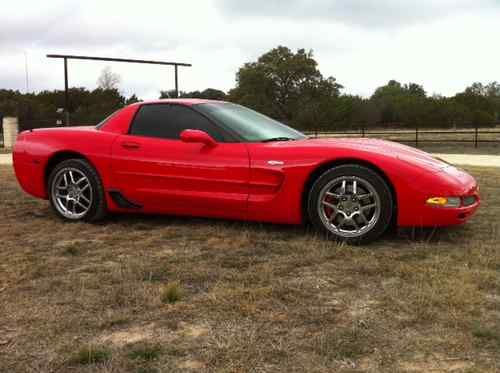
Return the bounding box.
[1,120,500,149]
[305,126,500,148]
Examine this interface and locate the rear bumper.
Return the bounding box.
[13,139,47,199]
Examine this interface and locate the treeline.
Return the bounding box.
[0,88,139,126]
[227,46,500,130]
[1,46,499,131]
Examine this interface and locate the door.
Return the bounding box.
[110,103,250,219]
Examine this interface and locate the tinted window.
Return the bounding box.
[129,104,225,141]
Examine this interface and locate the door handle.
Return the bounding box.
[121,141,141,150]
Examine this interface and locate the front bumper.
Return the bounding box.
[397,165,480,227]
[418,196,480,227]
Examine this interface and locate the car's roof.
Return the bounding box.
[131,98,228,106]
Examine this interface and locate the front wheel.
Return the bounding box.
[48,159,107,222]
[307,165,393,244]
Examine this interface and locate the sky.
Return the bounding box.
[0,0,499,99]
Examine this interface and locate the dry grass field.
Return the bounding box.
[0,165,499,372]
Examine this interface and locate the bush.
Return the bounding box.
[160,281,183,304]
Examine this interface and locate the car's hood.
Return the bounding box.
[298,137,449,172]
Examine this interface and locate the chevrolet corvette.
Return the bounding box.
[13,99,480,243]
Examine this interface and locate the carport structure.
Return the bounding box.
[47,54,192,125]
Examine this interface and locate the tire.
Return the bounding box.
[307,164,393,244]
[48,158,107,222]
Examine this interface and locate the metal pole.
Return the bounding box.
[415,126,419,147]
[174,64,179,98]
[64,57,69,126]
[24,51,29,93]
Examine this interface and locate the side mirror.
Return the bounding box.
[180,129,217,147]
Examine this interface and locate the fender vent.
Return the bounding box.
[108,190,142,209]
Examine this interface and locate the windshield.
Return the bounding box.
[195,103,307,142]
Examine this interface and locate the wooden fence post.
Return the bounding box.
[474,124,478,148]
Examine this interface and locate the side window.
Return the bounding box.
[129,104,172,138]
[129,104,225,141]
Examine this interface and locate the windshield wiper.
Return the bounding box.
[261,137,295,143]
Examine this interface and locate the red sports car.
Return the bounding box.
[13,99,480,243]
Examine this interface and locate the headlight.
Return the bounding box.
[426,197,461,208]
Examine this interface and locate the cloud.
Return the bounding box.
[0,0,499,99]
[215,0,497,28]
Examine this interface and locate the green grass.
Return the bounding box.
[127,343,162,361]
[68,345,111,365]
[473,325,500,348]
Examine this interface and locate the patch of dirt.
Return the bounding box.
[177,360,206,370]
[180,322,210,338]
[54,239,104,248]
[96,323,158,347]
[400,357,473,372]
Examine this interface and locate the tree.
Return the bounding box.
[160,88,227,100]
[125,94,141,105]
[159,90,178,99]
[371,80,428,126]
[192,88,226,100]
[405,83,426,97]
[485,81,500,97]
[97,66,121,90]
[454,82,497,126]
[229,46,342,127]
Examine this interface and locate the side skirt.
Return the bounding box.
[108,189,142,210]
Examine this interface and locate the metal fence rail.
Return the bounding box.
[18,119,62,132]
[1,119,500,149]
[305,126,500,148]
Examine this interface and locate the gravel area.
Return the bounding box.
[0,153,12,165]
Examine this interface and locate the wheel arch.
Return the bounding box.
[301,158,398,225]
[44,151,95,190]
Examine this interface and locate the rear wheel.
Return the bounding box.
[307,165,393,244]
[48,159,107,222]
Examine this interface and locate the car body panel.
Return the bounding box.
[13,99,480,229]
[109,133,250,219]
[13,127,117,203]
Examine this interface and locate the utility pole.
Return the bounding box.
[24,51,30,93]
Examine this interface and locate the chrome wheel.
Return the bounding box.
[51,167,93,220]
[317,176,381,238]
